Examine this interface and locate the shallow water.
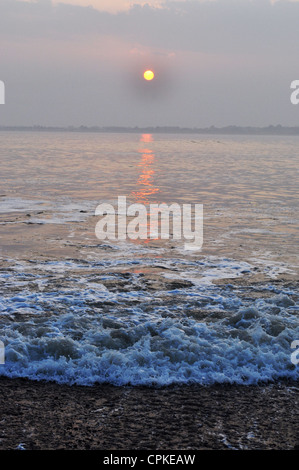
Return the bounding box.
[0,131,298,385]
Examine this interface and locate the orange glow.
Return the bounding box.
[130,134,161,244]
[131,135,160,205]
[140,134,153,143]
[143,70,155,81]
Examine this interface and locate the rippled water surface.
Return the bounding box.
[0,131,298,385]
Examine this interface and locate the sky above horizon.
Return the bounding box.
[1,0,299,128]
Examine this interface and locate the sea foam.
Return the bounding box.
[0,257,298,386]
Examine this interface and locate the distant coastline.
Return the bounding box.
[1,124,299,136]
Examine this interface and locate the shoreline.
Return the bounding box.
[0,376,298,450]
[1,155,298,451]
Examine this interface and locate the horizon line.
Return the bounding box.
[1,124,299,136]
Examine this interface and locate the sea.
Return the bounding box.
[0,131,298,386]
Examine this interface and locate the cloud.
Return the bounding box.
[1,0,299,127]
[1,0,299,55]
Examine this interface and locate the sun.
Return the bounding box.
[143,70,155,81]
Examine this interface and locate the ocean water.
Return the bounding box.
[0,131,298,386]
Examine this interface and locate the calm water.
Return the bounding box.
[0,131,298,386]
[0,131,298,207]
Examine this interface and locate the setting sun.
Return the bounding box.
[143,70,155,81]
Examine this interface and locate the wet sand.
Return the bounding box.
[0,376,298,450]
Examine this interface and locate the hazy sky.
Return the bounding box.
[1,0,299,127]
